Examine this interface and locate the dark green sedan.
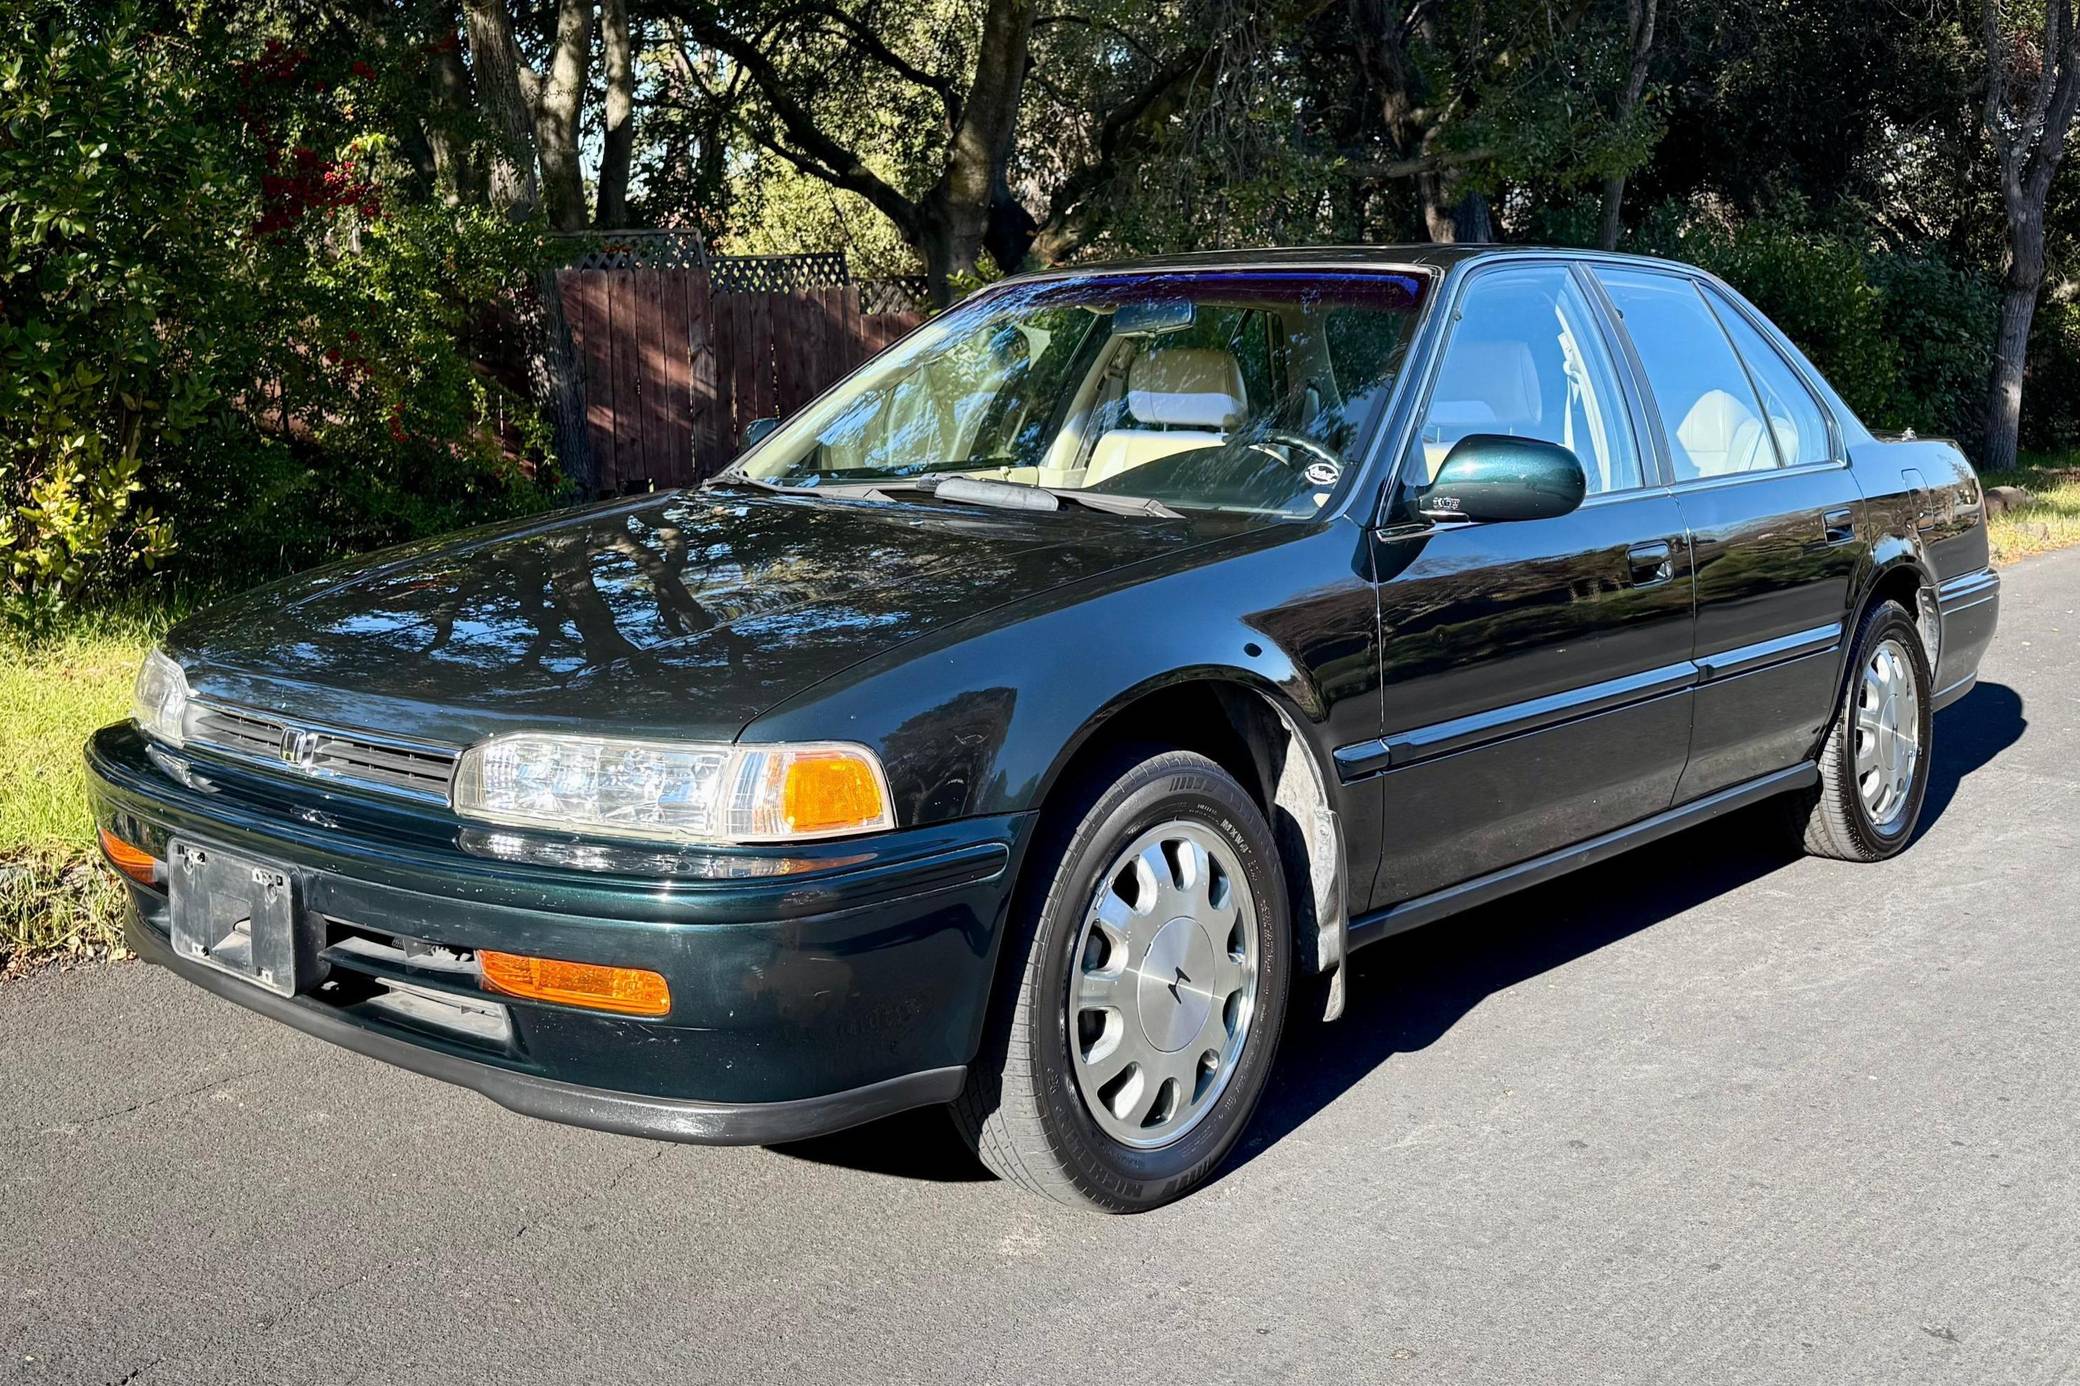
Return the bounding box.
[88,246,2000,1211]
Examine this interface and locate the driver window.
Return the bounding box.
[1413,267,1643,495]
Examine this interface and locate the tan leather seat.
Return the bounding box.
[1086,348,1247,487]
[1420,340,1542,477]
[1675,388,1779,477]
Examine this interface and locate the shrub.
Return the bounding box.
[2021,294,2080,453]
[1865,251,1997,446]
[0,5,563,627]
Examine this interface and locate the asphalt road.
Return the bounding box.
[3,551,2076,1386]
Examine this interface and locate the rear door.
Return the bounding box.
[1362,261,1697,910]
[1590,267,1865,801]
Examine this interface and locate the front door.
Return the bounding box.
[1589,268,1866,800]
[1363,262,1698,911]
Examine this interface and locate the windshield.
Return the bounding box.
[730,269,1430,520]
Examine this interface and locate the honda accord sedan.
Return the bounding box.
[88,246,2000,1211]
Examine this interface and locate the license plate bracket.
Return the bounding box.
[169,839,301,997]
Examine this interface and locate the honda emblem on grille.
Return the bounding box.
[280,728,323,770]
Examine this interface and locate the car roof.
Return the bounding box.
[997,243,1695,281]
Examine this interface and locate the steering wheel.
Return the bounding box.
[1245,430,1346,478]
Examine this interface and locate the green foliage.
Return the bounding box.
[0,10,235,621]
[1631,206,1995,444]
[1865,252,1998,443]
[1639,213,1902,421]
[2022,296,2080,452]
[0,4,561,628]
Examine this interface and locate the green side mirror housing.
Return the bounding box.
[740,416,781,451]
[1419,434,1588,523]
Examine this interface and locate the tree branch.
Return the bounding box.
[666,13,922,237]
[765,3,963,128]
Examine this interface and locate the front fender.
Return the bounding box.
[742,518,1383,828]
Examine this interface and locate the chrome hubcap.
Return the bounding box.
[1068,821,1258,1149]
[1855,636,1921,832]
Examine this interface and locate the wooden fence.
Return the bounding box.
[557,268,924,494]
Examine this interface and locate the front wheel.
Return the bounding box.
[953,749,1290,1212]
[1788,599,1933,861]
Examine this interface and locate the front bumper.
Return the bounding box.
[87,724,1030,1144]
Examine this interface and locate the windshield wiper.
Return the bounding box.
[925,476,1182,519]
[710,472,1181,519]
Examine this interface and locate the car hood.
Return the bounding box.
[170,488,1199,747]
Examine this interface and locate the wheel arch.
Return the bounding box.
[1018,670,1353,1023]
[1850,542,1942,680]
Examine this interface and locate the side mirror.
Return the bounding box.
[1419,434,1587,524]
[739,416,780,451]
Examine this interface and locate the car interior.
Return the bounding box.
[779,293,1411,515]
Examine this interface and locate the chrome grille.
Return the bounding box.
[186,704,284,759]
[183,702,459,803]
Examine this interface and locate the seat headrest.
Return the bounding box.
[1127,348,1247,429]
[1676,388,1756,454]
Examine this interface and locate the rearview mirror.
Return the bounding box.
[739,416,780,451]
[1112,301,1195,336]
[1418,435,1586,524]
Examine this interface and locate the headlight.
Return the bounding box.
[131,649,189,748]
[450,735,895,844]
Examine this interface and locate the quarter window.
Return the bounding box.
[1413,266,1643,495]
[1702,287,1834,466]
[1596,268,1783,481]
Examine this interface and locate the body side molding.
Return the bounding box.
[1348,763,1818,950]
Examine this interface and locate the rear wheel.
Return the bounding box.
[953,748,1290,1212]
[1788,599,1933,861]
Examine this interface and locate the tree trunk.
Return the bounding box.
[422,4,476,206]
[1984,227,2045,475]
[1596,0,1657,251]
[1596,173,1628,251]
[535,0,594,232]
[1977,0,2080,475]
[460,0,538,218]
[597,0,635,227]
[919,0,1035,303]
[1421,179,1490,242]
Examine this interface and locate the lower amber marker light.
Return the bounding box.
[98,827,160,886]
[478,949,671,1017]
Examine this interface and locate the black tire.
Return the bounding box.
[1786,599,1933,861]
[952,748,1291,1213]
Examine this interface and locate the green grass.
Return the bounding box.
[1985,452,2080,564]
[0,608,161,974]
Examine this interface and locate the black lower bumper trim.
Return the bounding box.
[127,917,966,1146]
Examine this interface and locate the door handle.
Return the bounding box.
[1822,507,1856,545]
[1626,540,1675,588]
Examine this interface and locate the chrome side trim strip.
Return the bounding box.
[1937,568,2000,612]
[1381,660,1698,769]
[1348,763,1818,950]
[1694,622,1841,682]
[1333,659,1700,783]
[1332,740,1393,780]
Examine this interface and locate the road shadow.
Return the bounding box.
[772,681,2025,1188]
[1917,680,2025,832]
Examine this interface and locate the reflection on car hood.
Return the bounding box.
[170,489,1194,746]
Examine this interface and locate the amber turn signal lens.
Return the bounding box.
[782,750,888,836]
[98,827,160,886]
[478,949,671,1017]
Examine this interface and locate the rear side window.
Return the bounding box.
[1596,268,1781,482]
[1702,287,1834,466]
